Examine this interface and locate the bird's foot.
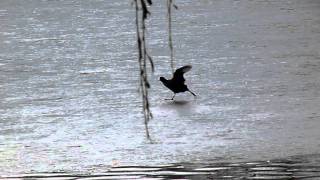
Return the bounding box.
[164,98,174,100]
[165,94,175,101]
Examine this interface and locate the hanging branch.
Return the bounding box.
[133,0,178,138]
[134,0,153,139]
[167,0,178,74]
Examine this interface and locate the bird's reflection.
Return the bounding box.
[169,100,190,106]
[160,99,197,116]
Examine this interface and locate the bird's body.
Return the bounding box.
[160,65,196,100]
[160,79,189,93]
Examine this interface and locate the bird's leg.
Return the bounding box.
[188,90,196,97]
[165,93,175,100]
[171,93,176,100]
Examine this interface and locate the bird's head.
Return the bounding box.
[159,77,166,82]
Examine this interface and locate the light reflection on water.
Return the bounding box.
[1,0,320,174]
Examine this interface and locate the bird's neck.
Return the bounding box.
[160,78,169,85]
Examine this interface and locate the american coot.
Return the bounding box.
[160,65,196,100]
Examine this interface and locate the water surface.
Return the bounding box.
[0,0,320,174]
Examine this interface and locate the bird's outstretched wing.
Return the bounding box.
[172,65,192,83]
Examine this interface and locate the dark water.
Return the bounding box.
[2,154,320,179]
[1,0,320,176]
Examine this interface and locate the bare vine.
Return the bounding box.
[133,0,178,138]
[134,0,153,139]
[167,0,178,74]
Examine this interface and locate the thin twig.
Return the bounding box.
[167,0,175,74]
[134,0,153,139]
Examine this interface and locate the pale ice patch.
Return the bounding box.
[0,32,16,36]
[152,100,235,117]
[247,112,275,121]
[79,67,110,74]
[19,38,63,42]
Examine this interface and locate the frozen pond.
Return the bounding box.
[1,0,320,174]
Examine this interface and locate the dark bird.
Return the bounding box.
[160,65,196,100]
